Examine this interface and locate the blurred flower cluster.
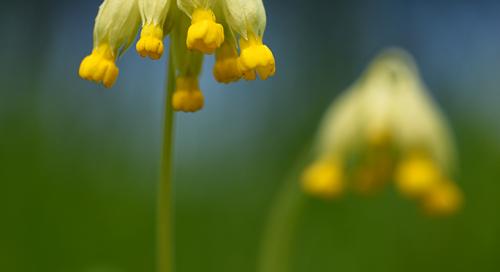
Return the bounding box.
[78,0,275,112]
[301,48,463,217]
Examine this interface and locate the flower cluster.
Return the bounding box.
[79,0,276,112]
[301,48,463,217]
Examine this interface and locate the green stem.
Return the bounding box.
[257,152,312,272]
[158,46,176,272]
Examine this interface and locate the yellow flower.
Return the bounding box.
[213,39,242,83]
[177,0,223,55]
[79,0,276,111]
[301,158,345,199]
[186,8,224,55]
[420,180,463,217]
[78,0,141,88]
[394,152,443,198]
[220,0,276,81]
[237,32,275,81]
[301,48,462,217]
[172,76,204,112]
[79,41,119,88]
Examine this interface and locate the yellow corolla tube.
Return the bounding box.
[301,159,345,199]
[237,31,275,81]
[137,23,165,60]
[186,8,224,55]
[78,0,141,87]
[137,0,175,60]
[213,39,241,83]
[420,180,463,217]
[210,2,240,83]
[394,153,443,198]
[172,76,204,112]
[79,41,119,88]
[177,0,224,55]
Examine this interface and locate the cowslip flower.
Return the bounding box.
[78,0,141,88]
[301,48,463,217]
[79,0,276,112]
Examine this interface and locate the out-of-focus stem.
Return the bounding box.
[257,153,311,272]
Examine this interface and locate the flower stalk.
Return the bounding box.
[158,46,176,272]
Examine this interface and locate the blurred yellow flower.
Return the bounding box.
[79,0,276,112]
[302,48,462,216]
[301,158,345,199]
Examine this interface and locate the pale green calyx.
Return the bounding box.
[138,0,172,27]
[177,0,218,17]
[221,0,266,39]
[94,0,142,56]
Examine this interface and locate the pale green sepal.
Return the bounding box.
[177,0,218,18]
[138,0,171,27]
[221,0,246,39]
[93,0,142,56]
[314,85,362,160]
[213,1,237,46]
[242,0,266,37]
[221,0,267,39]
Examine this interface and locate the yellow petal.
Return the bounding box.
[79,42,119,88]
[172,76,204,112]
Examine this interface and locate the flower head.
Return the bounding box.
[302,48,462,216]
[79,0,276,111]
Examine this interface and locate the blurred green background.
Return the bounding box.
[2,0,500,271]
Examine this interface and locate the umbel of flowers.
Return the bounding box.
[301,48,463,217]
[79,0,276,112]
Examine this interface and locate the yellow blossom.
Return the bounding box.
[136,0,176,59]
[237,32,275,80]
[213,36,241,83]
[78,0,141,87]
[79,41,119,88]
[420,180,463,217]
[220,0,276,80]
[177,0,224,54]
[301,159,345,199]
[172,76,204,112]
[186,8,224,55]
[394,153,442,198]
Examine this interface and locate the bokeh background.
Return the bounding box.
[2,0,500,271]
